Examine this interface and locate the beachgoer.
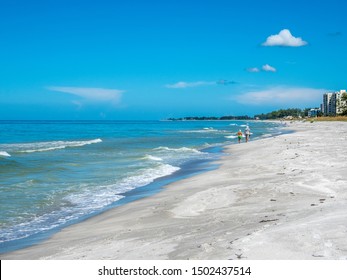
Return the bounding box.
[244,125,250,142]
[237,129,243,143]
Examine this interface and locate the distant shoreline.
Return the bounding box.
[166,116,253,121]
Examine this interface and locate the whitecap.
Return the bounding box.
[0,163,181,244]
[65,163,181,213]
[153,146,203,154]
[179,129,219,133]
[115,163,180,192]
[5,138,102,154]
[0,151,11,157]
[144,155,163,161]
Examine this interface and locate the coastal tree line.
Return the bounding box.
[168,95,347,121]
[167,115,253,121]
[168,109,310,121]
[339,93,347,115]
[254,102,347,119]
[254,108,312,119]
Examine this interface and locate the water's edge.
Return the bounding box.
[0,146,224,254]
[0,121,291,255]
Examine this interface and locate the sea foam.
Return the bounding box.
[0,162,180,244]
[153,146,203,154]
[3,139,102,154]
[65,163,180,214]
[0,151,11,157]
[144,155,163,161]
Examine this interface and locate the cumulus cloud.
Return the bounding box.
[262,64,276,72]
[262,29,307,47]
[246,65,276,72]
[47,86,124,104]
[165,81,215,89]
[233,86,325,106]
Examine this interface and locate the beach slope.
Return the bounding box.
[2,121,347,260]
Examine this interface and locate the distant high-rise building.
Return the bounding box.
[323,92,334,116]
[322,90,346,116]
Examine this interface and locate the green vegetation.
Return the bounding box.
[340,92,347,116]
[254,108,305,120]
[167,115,253,121]
[168,103,347,121]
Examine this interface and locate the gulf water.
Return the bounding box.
[0,120,284,253]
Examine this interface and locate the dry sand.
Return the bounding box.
[2,121,347,260]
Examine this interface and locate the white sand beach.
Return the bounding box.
[2,121,347,260]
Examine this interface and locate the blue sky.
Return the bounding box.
[0,0,346,120]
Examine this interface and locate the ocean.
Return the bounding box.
[0,120,284,253]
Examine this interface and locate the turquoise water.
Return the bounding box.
[0,120,284,253]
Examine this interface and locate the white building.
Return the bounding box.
[323,90,346,116]
[308,108,320,117]
[323,92,334,115]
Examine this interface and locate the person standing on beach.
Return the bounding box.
[237,129,243,143]
[244,125,251,142]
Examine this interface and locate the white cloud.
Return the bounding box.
[262,29,307,47]
[165,81,215,89]
[233,86,325,106]
[47,86,124,104]
[262,64,276,72]
[247,65,276,72]
[246,67,260,73]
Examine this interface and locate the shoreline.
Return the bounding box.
[2,121,347,260]
[0,145,224,255]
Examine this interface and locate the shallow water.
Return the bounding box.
[0,120,283,253]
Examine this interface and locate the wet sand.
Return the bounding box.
[2,121,347,260]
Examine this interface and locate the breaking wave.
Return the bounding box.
[0,151,11,157]
[153,146,204,154]
[1,139,102,154]
[0,163,180,243]
[143,155,163,161]
[225,135,238,139]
